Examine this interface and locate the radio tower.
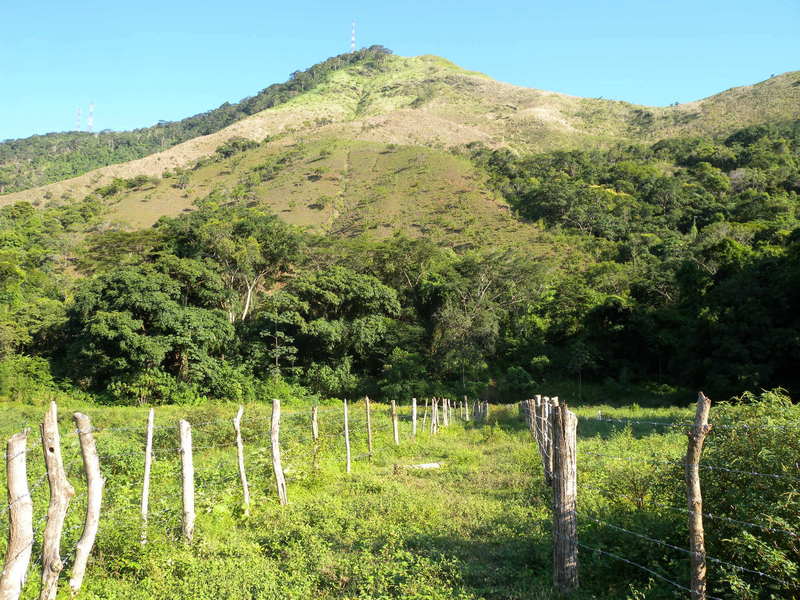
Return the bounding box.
[76,107,82,132]
[87,103,95,133]
[350,21,356,53]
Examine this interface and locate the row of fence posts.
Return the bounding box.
[2,395,490,600]
[519,393,712,599]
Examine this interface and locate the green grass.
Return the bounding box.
[0,399,715,600]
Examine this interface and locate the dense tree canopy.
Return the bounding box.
[1,120,799,404]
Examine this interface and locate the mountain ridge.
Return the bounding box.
[1,53,798,220]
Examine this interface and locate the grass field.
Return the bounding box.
[1,394,797,599]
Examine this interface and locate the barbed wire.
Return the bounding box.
[579,449,800,482]
[581,514,793,586]
[577,541,725,600]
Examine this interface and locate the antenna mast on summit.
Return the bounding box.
[76,107,82,132]
[87,103,95,133]
[351,21,356,53]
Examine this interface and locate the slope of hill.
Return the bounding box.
[2,51,798,213]
[0,46,394,194]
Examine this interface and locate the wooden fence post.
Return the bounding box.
[687,392,712,600]
[391,400,399,446]
[422,398,429,431]
[431,398,438,435]
[411,398,417,437]
[551,398,578,593]
[179,420,195,542]
[311,405,319,443]
[140,408,154,545]
[343,399,351,474]
[365,397,373,458]
[465,396,470,422]
[233,406,250,516]
[0,431,33,600]
[271,400,288,505]
[39,401,75,600]
[69,413,104,595]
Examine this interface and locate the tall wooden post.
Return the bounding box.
[687,392,712,600]
[0,431,33,600]
[140,408,154,544]
[233,406,250,516]
[365,396,373,458]
[179,420,195,542]
[551,398,578,593]
[411,398,417,437]
[422,398,429,431]
[343,399,351,474]
[69,413,104,595]
[39,401,75,600]
[311,405,319,443]
[271,400,288,505]
[391,400,400,445]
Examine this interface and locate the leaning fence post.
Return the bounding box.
[271,399,288,505]
[391,400,400,446]
[69,413,104,595]
[0,431,33,600]
[343,399,351,474]
[39,401,75,600]
[687,392,712,600]
[365,396,373,459]
[233,406,250,516]
[551,398,578,593]
[411,398,417,437]
[140,408,154,545]
[179,420,195,542]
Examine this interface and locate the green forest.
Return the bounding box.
[2,118,799,406]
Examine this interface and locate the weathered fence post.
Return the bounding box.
[271,399,288,505]
[412,398,417,437]
[422,398,429,431]
[0,431,33,600]
[311,405,319,443]
[233,406,250,516]
[311,404,320,469]
[140,408,154,545]
[179,420,195,542]
[533,395,553,486]
[365,396,373,459]
[465,396,471,422]
[69,413,104,595]
[391,400,400,446]
[687,392,712,600]
[39,401,75,600]
[343,399,351,474]
[443,398,450,427]
[551,398,578,594]
[431,398,439,435]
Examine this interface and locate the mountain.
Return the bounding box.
[1,51,798,243]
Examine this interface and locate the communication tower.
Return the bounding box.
[87,103,95,133]
[351,21,356,53]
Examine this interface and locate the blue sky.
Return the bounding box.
[1,0,797,141]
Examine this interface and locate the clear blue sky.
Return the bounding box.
[2,0,797,141]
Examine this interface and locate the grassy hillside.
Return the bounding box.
[2,53,797,208]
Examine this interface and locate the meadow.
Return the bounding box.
[1,391,797,599]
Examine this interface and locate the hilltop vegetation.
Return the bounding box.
[1,118,799,405]
[1,50,798,204]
